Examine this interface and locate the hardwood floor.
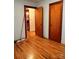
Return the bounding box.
[14,32,65,59]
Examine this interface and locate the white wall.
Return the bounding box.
[14,0,35,40]
[29,8,35,32]
[24,0,36,6]
[35,0,65,44]
[14,0,24,40]
[61,0,65,44]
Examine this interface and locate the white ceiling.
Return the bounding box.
[25,0,42,3]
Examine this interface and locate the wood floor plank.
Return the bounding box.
[14,32,65,59]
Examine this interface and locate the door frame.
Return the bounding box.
[24,5,36,38]
[49,1,63,42]
[24,5,43,38]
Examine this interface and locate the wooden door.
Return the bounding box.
[35,7,43,37]
[49,1,63,43]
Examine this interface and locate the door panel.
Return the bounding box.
[35,7,43,37]
[49,1,63,43]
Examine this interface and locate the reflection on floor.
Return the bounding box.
[14,31,65,59]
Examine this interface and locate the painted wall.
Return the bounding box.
[35,0,65,44]
[61,0,65,44]
[14,0,35,40]
[29,8,35,31]
[14,0,24,40]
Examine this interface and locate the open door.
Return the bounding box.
[49,1,63,43]
[35,7,43,37]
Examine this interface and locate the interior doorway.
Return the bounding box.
[24,5,43,38]
[26,8,36,38]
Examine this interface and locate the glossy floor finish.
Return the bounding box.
[14,32,65,59]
